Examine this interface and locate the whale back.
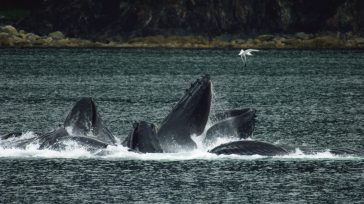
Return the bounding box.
[209,140,288,156]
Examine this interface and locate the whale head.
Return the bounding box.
[64,97,98,136]
[63,97,116,145]
[156,75,212,151]
[182,74,212,135]
[124,121,163,153]
[161,75,212,135]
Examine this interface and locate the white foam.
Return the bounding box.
[276,148,354,160]
[0,133,361,161]
[65,126,74,135]
[0,131,37,142]
[0,145,360,161]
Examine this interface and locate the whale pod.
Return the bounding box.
[3,76,362,157]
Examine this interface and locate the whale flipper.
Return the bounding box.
[63,97,116,145]
[204,108,256,146]
[123,121,163,153]
[209,140,288,156]
[156,75,212,152]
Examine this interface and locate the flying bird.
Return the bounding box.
[238,49,259,67]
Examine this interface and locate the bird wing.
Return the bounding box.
[238,49,244,55]
[245,49,259,54]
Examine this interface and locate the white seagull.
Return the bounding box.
[238,49,259,67]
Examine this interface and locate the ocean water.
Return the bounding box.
[0,48,363,203]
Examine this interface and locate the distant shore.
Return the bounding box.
[1,25,364,49]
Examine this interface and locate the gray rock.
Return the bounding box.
[0,32,10,38]
[48,31,65,40]
[295,32,311,40]
[256,34,275,41]
[355,38,364,44]
[26,33,41,41]
[0,25,18,35]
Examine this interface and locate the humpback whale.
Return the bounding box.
[122,75,213,153]
[1,97,115,151]
[155,75,212,152]
[203,108,257,146]
[63,97,116,145]
[39,97,116,151]
[123,121,163,153]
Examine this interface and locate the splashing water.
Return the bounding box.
[0,132,361,161]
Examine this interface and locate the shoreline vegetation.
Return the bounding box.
[1,25,364,49]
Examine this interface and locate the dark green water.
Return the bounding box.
[0,48,363,203]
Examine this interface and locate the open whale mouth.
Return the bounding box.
[63,97,116,145]
[123,121,163,153]
[164,74,212,135]
[202,108,257,147]
[64,97,97,136]
[155,75,212,152]
[188,76,212,135]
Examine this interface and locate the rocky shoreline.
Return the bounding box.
[1,25,364,49]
